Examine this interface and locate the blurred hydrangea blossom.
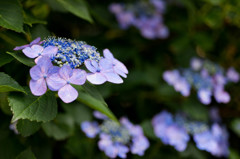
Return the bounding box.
[193,123,229,157]
[81,111,149,158]
[152,110,229,157]
[14,37,128,103]
[109,0,169,39]
[152,111,190,151]
[163,57,239,105]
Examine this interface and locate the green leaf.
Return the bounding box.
[56,0,93,23]
[16,148,37,159]
[30,24,51,39]
[231,118,240,137]
[0,53,14,67]
[0,0,24,32]
[61,102,92,125]
[8,90,58,122]
[0,121,24,159]
[6,51,35,67]
[141,120,159,140]
[74,84,118,122]
[42,114,74,140]
[0,92,12,115]
[16,119,41,137]
[0,72,26,94]
[23,12,47,27]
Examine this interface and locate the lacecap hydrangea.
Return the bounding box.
[109,0,169,39]
[81,111,149,158]
[14,37,128,103]
[163,57,239,105]
[152,110,229,157]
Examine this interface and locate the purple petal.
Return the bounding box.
[34,56,41,64]
[115,69,127,78]
[86,73,107,85]
[22,45,43,58]
[103,72,123,84]
[84,60,97,73]
[47,73,66,91]
[13,44,29,51]
[198,89,212,105]
[30,37,41,45]
[30,65,43,80]
[58,84,78,103]
[69,69,86,85]
[59,65,73,80]
[93,111,108,120]
[81,121,100,138]
[48,66,60,75]
[114,59,128,74]
[36,56,53,73]
[30,78,47,96]
[42,46,58,56]
[115,143,129,158]
[103,49,114,60]
[99,58,113,70]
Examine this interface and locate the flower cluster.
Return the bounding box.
[109,0,169,39]
[152,110,229,157]
[81,111,149,158]
[193,123,229,157]
[14,37,128,103]
[163,57,239,105]
[152,111,190,151]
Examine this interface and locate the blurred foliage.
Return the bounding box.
[0,0,240,158]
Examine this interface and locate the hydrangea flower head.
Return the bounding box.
[152,111,190,151]
[109,0,169,39]
[14,36,128,103]
[193,123,229,157]
[81,112,149,158]
[163,57,239,105]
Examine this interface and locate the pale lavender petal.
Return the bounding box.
[85,60,97,73]
[69,69,86,85]
[30,78,47,96]
[58,84,78,103]
[99,58,113,71]
[86,73,107,85]
[34,56,42,64]
[22,45,42,58]
[81,121,100,138]
[59,65,73,80]
[103,72,123,84]
[114,59,128,74]
[47,73,66,91]
[116,144,129,158]
[42,46,58,56]
[115,69,127,78]
[30,37,41,45]
[226,67,239,83]
[30,65,43,80]
[198,89,212,105]
[103,49,114,60]
[13,44,29,51]
[36,56,53,73]
[48,66,60,75]
[93,111,108,120]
